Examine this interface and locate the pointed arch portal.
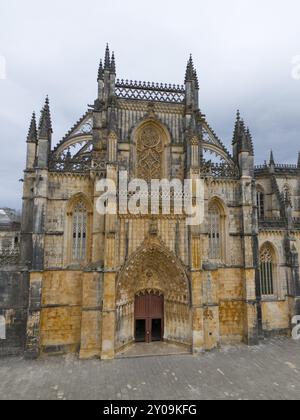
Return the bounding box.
[116,238,192,351]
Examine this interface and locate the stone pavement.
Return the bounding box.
[117,342,190,358]
[0,338,300,400]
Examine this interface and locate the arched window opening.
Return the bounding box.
[72,201,88,262]
[257,190,265,219]
[259,245,275,296]
[208,204,222,260]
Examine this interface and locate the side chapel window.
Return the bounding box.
[72,201,87,262]
[259,245,275,296]
[257,190,265,219]
[208,204,222,260]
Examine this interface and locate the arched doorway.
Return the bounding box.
[116,237,192,352]
[135,292,164,343]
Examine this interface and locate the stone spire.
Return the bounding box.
[104,44,110,70]
[27,112,37,143]
[193,68,199,90]
[38,96,52,138]
[185,55,198,85]
[232,110,253,152]
[246,127,254,156]
[269,150,275,166]
[97,59,104,81]
[232,110,254,167]
[184,54,200,110]
[111,52,116,75]
[232,110,241,145]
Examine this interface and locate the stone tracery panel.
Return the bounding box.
[137,125,163,181]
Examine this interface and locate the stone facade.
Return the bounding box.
[1,47,300,359]
[0,209,28,356]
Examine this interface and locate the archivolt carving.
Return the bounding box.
[117,237,190,306]
[116,237,192,349]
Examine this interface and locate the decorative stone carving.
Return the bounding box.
[137,125,163,181]
[116,236,191,348]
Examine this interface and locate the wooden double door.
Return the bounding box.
[135,293,164,343]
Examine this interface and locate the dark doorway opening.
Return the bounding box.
[135,293,164,343]
[151,319,162,342]
[135,320,146,342]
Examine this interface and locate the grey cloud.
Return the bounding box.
[0,0,300,208]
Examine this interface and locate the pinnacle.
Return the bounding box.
[111,52,116,74]
[104,43,110,69]
[27,112,37,143]
[38,96,53,137]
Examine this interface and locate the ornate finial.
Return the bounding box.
[104,43,110,69]
[193,69,199,89]
[269,150,275,166]
[66,148,72,160]
[111,52,116,74]
[246,127,254,156]
[98,59,104,81]
[185,54,199,88]
[233,110,245,147]
[38,96,53,138]
[27,112,37,143]
[185,54,195,82]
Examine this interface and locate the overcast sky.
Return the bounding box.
[0,0,300,209]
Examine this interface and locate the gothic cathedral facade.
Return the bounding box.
[15,46,300,359]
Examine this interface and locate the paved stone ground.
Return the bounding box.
[0,338,300,400]
[118,342,190,358]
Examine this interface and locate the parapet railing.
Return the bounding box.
[259,217,300,230]
[115,79,186,103]
[255,164,299,175]
[201,161,240,179]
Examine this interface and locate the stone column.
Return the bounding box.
[79,271,103,359]
[101,269,116,360]
[101,164,118,360]
[25,272,43,359]
[202,269,220,351]
[25,167,49,358]
[191,234,204,353]
[240,177,259,345]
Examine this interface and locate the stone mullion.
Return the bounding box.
[25,166,49,359]
[240,178,259,345]
[101,164,118,360]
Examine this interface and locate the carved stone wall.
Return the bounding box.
[137,124,163,181]
[116,236,191,349]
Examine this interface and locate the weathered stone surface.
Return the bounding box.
[1,51,300,360]
[0,270,28,356]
